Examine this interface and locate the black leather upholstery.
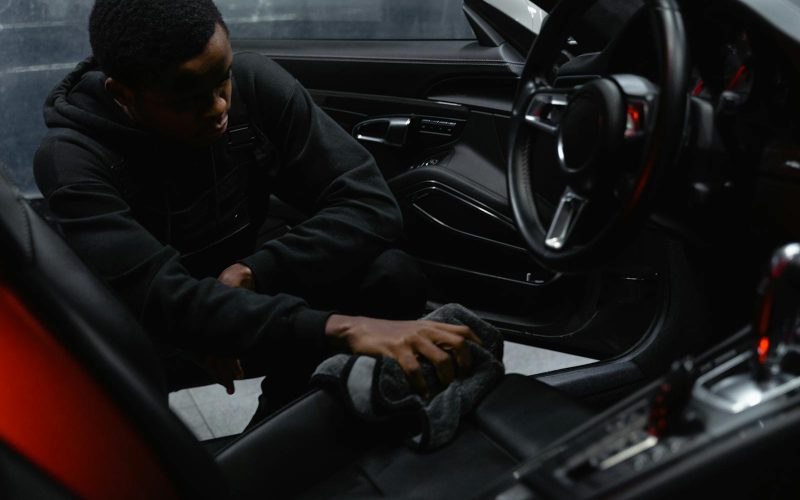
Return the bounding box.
[217,374,593,499]
[0,442,74,500]
[216,389,367,498]
[473,374,594,461]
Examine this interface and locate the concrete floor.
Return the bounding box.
[169,342,594,440]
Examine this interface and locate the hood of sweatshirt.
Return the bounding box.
[42,56,220,188]
[43,57,153,152]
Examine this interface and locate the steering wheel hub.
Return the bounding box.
[557,79,626,178]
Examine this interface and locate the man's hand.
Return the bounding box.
[198,356,245,395]
[325,315,482,398]
[218,263,255,291]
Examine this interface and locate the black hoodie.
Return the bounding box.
[34,52,403,360]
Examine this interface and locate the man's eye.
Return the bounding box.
[170,95,206,111]
[169,71,230,110]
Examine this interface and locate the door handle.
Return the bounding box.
[353,117,411,148]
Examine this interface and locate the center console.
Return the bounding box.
[485,244,800,499]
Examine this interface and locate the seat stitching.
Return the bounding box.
[472,423,523,462]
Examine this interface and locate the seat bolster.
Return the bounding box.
[216,375,594,499]
[215,389,370,499]
[472,373,594,460]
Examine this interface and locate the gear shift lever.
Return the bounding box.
[693,243,800,413]
[752,243,800,381]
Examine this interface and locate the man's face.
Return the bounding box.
[130,23,234,148]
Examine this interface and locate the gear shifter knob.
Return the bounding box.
[753,243,800,381]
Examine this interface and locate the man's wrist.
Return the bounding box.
[324,313,355,350]
[237,249,280,294]
[218,263,256,290]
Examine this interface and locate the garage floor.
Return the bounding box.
[169,342,594,440]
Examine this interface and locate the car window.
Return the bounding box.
[0,0,474,195]
[0,1,94,195]
[219,0,475,40]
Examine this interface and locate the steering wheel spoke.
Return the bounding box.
[544,187,588,250]
[525,89,572,136]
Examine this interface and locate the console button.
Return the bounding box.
[647,358,701,437]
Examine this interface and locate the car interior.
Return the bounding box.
[2,0,800,498]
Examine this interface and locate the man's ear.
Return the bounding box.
[104,77,136,110]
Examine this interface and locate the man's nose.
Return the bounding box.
[205,91,228,119]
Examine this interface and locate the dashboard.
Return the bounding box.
[560,0,800,207]
[599,0,800,186]
[681,1,800,273]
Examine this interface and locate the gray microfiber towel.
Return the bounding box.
[311,303,504,450]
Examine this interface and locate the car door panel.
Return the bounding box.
[233,40,523,97]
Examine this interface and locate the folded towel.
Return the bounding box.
[311,303,504,450]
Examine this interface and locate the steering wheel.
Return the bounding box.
[507,0,689,273]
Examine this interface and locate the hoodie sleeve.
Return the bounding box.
[234,53,403,294]
[34,137,331,360]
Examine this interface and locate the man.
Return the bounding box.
[34,0,479,422]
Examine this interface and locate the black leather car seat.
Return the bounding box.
[0,170,225,498]
[0,170,593,499]
[217,373,593,498]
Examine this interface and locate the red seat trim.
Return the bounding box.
[0,286,177,499]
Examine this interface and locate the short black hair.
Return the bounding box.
[89,0,228,88]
